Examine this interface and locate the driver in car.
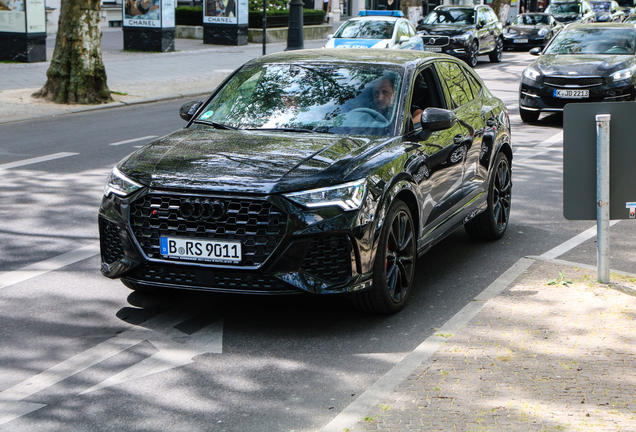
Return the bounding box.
[371,75,397,120]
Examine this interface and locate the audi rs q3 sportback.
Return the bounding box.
[99,49,512,314]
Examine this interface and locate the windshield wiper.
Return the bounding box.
[193,120,242,130]
[248,127,333,134]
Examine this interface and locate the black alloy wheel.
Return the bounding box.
[353,200,416,314]
[465,152,512,240]
[489,37,503,63]
[467,41,479,68]
[520,107,540,123]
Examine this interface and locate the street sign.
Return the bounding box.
[563,101,636,221]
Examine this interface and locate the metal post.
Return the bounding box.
[596,114,611,283]
[262,0,267,55]
[286,0,305,51]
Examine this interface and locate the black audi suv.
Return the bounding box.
[99,49,512,314]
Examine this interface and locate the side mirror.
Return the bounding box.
[327,34,333,39]
[478,19,487,28]
[529,47,542,56]
[417,18,424,24]
[399,35,410,44]
[179,100,203,122]
[418,108,457,132]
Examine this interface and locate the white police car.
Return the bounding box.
[325,11,418,49]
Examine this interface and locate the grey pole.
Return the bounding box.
[596,114,611,283]
[262,0,267,55]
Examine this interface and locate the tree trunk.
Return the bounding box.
[33,0,112,105]
[491,0,511,23]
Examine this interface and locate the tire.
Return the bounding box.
[489,37,503,63]
[465,152,512,240]
[352,200,416,314]
[520,107,540,123]
[466,41,479,68]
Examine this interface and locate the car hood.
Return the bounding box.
[506,24,546,36]
[118,128,383,194]
[416,24,473,36]
[534,54,634,76]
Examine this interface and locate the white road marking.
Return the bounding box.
[0,299,223,425]
[109,135,158,146]
[0,152,79,171]
[539,221,620,260]
[0,243,100,291]
[513,131,563,162]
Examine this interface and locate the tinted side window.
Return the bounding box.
[489,10,499,22]
[462,65,483,97]
[436,61,474,109]
[397,22,409,40]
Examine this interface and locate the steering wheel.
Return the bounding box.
[350,108,390,125]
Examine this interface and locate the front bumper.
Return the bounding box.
[99,187,379,296]
[519,78,636,113]
[419,35,471,62]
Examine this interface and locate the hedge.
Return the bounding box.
[175,6,326,28]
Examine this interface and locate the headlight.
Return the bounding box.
[611,67,635,81]
[538,28,548,36]
[451,34,471,43]
[104,167,144,198]
[523,67,541,81]
[284,179,367,211]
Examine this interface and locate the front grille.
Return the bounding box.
[100,219,125,264]
[420,36,450,46]
[132,264,295,292]
[129,193,288,267]
[544,76,603,87]
[301,235,351,284]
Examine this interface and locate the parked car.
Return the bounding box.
[519,23,636,122]
[99,49,513,314]
[415,4,504,68]
[616,0,635,15]
[590,0,625,21]
[324,11,417,49]
[503,13,564,50]
[545,0,596,23]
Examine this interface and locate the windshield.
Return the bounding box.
[546,3,582,13]
[545,27,636,54]
[512,14,550,24]
[196,64,404,136]
[421,9,475,25]
[591,2,612,11]
[335,19,395,39]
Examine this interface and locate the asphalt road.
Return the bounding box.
[0,50,634,432]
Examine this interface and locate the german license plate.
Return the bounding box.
[554,89,589,99]
[425,46,442,52]
[514,39,528,43]
[160,237,242,264]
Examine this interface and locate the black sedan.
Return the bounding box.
[99,49,513,314]
[519,23,636,122]
[416,5,504,67]
[503,13,564,50]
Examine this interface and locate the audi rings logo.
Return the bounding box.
[179,199,225,221]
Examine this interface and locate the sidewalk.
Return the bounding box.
[340,257,636,432]
[2,29,636,432]
[0,29,331,124]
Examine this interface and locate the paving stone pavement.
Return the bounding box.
[346,259,636,432]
